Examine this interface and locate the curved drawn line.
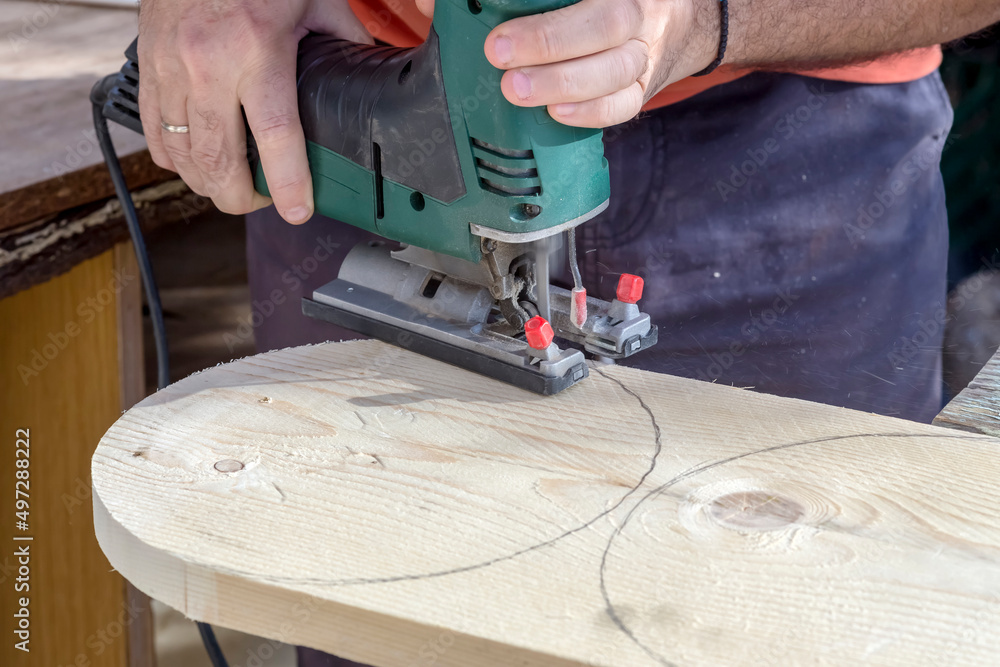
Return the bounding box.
[598,429,991,666]
[194,367,665,588]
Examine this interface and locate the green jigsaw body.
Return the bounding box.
[96,0,655,397]
[254,0,610,264]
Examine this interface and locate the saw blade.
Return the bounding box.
[535,238,551,323]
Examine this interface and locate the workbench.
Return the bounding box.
[0,3,198,665]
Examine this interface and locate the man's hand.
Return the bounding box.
[421,0,1000,131]
[481,0,719,128]
[137,0,371,224]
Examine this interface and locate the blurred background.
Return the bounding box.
[940,26,1000,395]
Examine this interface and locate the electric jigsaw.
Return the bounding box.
[99,0,658,394]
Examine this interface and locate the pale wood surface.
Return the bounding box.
[0,249,132,667]
[93,340,1000,666]
[935,347,1000,438]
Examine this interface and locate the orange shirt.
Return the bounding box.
[646,48,943,108]
[348,0,943,110]
[348,0,430,46]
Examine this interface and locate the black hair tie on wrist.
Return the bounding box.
[691,0,729,77]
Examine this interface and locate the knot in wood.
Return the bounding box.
[213,459,245,473]
[709,491,804,531]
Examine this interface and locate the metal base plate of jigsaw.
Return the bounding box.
[302,296,588,395]
[304,241,655,396]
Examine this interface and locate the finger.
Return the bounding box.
[157,92,211,196]
[186,96,271,214]
[485,0,642,69]
[547,81,645,128]
[501,40,648,107]
[137,70,176,172]
[303,0,375,44]
[239,58,314,225]
[414,0,434,19]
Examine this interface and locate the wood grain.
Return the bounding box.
[934,347,1000,438]
[93,340,1000,667]
[0,152,175,235]
[0,249,131,667]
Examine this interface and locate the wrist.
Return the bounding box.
[690,0,728,77]
[649,0,725,93]
[687,0,726,76]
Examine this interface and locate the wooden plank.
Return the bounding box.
[92,340,1000,667]
[0,179,201,300]
[0,249,131,667]
[0,152,176,235]
[0,0,152,227]
[935,347,1000,437]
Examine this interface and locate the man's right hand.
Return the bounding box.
[137,0,371,224]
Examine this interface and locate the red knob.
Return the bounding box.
[616,274,644,304]
[524,316,554,350]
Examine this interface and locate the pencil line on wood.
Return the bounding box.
[184,367,667,590]
[597,430,990,665]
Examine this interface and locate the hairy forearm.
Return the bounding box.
[719,0,1000,68]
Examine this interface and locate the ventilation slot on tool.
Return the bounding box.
[104,54,142,132]
[470,138,542,197]
[373,142,385,219]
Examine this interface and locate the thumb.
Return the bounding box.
[302,2,374,44]
[415,0,434,19]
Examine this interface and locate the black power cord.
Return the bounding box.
[90,73,232,667]
[197,620,230,667]
[91,74,169,389]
